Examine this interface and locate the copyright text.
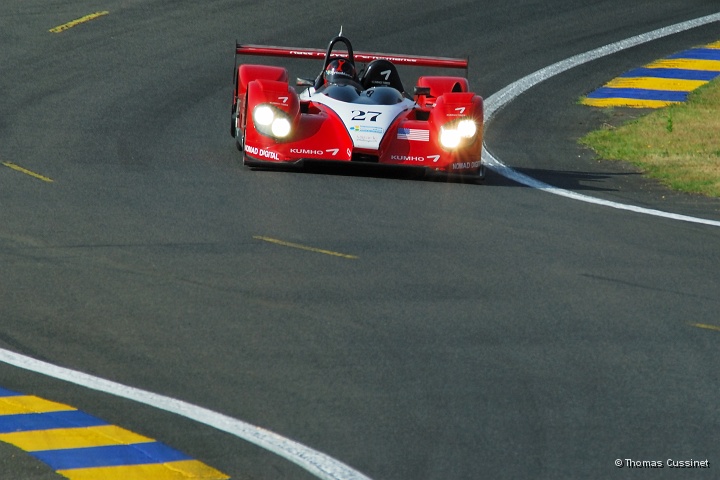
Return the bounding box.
[615,458,709,469]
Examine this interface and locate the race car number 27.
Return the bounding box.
[351,110,382,122]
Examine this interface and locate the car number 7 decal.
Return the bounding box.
[351,110,382,122]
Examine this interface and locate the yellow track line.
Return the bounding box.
[690,323,720,332]
[49,11,109,33]
[253,236,358,259]
[2,162,54,182]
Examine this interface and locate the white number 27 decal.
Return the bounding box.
[351,110,382,122]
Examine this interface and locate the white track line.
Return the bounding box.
[482,11,720,228]
[3,13,720,480]
[0,347,372,480]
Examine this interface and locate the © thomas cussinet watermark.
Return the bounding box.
[615,459,710,469]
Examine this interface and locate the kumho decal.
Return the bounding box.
[290,148,324,156]
[290,148,340,156]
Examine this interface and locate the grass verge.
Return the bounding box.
[579,79,720,197]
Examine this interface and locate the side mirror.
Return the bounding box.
[413,86,431,96]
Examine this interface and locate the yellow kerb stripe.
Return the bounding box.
[580,97,679,109]
[0,396,75,416]
[57,460,230,480]
[645,58,720,71]
[604,77,707,91]
[0,425,152,451]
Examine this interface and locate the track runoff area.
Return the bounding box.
[482,11,720,229]
[2,10,720,480]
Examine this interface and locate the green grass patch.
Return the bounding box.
[580,79,720,197]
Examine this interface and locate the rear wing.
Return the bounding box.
[235,43,468,70]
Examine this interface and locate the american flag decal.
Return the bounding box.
[397,128,429,141]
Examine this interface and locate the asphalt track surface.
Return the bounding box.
[2,1,720,479]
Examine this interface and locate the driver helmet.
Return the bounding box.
[324,58,358,85]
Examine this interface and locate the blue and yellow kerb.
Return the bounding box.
[582,40,720,108]
[0,387,229,479]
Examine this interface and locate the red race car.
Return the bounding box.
[231,33,484,180]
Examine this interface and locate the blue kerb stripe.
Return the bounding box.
[585,87,689,102]
[619,67,720,81]
[33,442,193,470]
[0,387,22,397]
[667,48,720,60]
[0,410,108,433]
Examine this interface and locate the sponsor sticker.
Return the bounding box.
[245,145,280,161]
[350,125,384,134]
[452,161,482,170]
[289,148,340,157]
[290,148,324,156]
[390,155,425,162]
[389,154,441,163]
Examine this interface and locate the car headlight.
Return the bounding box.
[457,119,477,138]
[253,104,293,139]
[440,118,478,149]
